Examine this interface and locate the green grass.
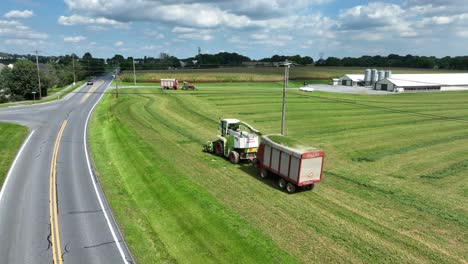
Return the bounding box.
[266,135,304,148]
[47,81,85,98]
[89,84,468,263]
[120,66,463,83]
[0,81,85,108]
[0,123,28,187]
[89,94,298,264]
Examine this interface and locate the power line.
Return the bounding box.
[72,54,76,85]
[33,49,42,98]
[132,58,136,86]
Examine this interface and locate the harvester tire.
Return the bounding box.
[278,178,286,189]
[260,168,269,179]
[215,141,224,156]
[229,151,240,164]
[286,183,296,194]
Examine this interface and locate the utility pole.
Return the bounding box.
[197,47,202,67]
[132,57,136,86]
[34,50,42,99]
[115,74,119,98]
[281,61,291,135]
[72,54,76,85]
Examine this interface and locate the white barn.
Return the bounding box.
[375,73,468,92]
[338,74,364,86]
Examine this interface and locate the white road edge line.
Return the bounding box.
[0,130,36,204]
[83,81,129,264]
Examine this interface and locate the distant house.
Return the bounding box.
[7,64,14,69]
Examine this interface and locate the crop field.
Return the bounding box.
[0,123,28,187]
[89,84,468,263]
[119,66,461,83]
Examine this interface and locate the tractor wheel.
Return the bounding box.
[252,158,259,166]
[286,183,296,194]
[215,141,224,156]
[259,168,269,179]
[229,151,240,164]
[278,178,286,189]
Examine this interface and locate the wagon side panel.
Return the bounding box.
[279,152,290,177]
[290,156,300,182]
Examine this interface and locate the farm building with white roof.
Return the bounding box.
[375,73,468,92]
[338,74,365,86]
[337,70,468,92]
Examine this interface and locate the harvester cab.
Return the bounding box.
[204,119,260,164]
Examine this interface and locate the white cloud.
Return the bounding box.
[143,30,165,39]
[172,27,197,33]
[456,30,468,38]
[64,35,86,42]
[405,0,468,15]
[62,0,330,29]
[114,41,124,47]
[339,2,405,30]
[4,10,33,19]
[0,20,48,39]
[5,39,44,46]
[172,26,214,41]
[63,0,329,21]
[0,20,21,26]
[58,14,129,29]
[143,45,163,50]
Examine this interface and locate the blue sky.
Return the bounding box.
[0,0,467,59]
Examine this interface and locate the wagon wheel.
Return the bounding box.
[215,141,224,156]
[286,183,296,194]
[228,151,240,164]
[259,168,268,179]
[278,178,286,189]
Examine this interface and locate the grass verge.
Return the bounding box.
[0,123,28,187]
[0,81,85,108]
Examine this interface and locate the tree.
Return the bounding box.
[108,54,125,66]
[324,57,341,66]
[0,60,49,100]
[82,52,93,60]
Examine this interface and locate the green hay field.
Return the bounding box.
[89,84,468,263]
[119,66,461,83]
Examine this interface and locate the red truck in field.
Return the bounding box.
[256,135,325,194]
[160,79,197,90]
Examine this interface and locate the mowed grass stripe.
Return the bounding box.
[134,91,468,262]
[91,86,468,263]
[90,94,298,264]
[0,123,28,187]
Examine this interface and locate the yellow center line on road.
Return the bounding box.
[80,80,103,104]
[49,120,67,264]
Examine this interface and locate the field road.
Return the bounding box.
[0,76,134,263]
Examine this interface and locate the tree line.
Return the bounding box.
[1,50,467,103]
[315,54,468,70]
[0,52,106,103]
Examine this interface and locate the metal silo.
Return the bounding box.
[385,70,392,78]
[378,70,385,81]
[370,69,377,85]
[364,69,371,86]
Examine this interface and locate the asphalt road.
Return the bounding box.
[0,77,134,263]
